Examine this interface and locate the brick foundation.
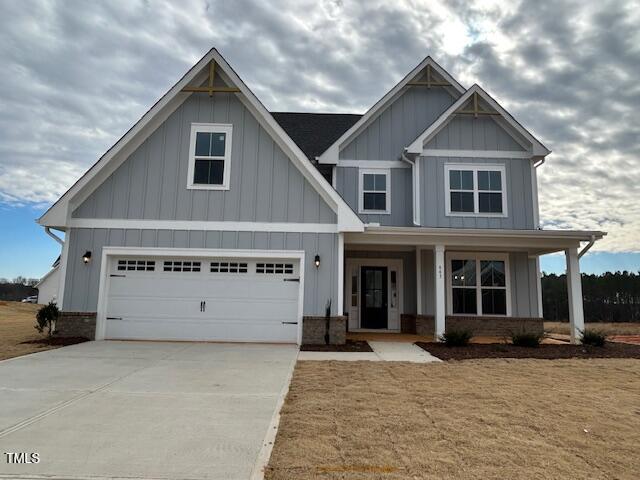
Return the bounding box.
[401,314,435,336]
[302,316,347,345]
[400,314,543,337]
[55,312,97,339]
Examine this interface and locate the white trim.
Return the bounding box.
[338,160,410,169]
[422,149,532,159]
[95,247,305,345]
[187,123,232,190]
[337,233,344,315]
[444,164,508,217]
[416,247,422,315]
[68,218,338,233]
[536,256,543,318]
[406,84,550,157]
[445,251,512,317]
[434,245,445,340]
[56,230,70,309]
[358,168,391,215]
[531,162,540,228]
[318,56,465,165]
[565,247,584,344]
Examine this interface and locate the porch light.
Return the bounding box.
[314,255,321,268]
[82,251,92,264]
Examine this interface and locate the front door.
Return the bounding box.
[361,266,388,329]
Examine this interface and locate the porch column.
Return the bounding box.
[337,233,344,315]
[565,247,584,344]
[416,247,422,315]
[434,244,446,341]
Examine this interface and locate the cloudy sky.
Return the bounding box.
[0,0,639,278]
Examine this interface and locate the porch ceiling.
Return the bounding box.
[345,226,606,256]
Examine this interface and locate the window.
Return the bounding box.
[163,261,201,272]
[445,165,506,216]
[117,260,155,271]
[210,262,248,273]
[256,263,294,274]
[187,124,232,190]
[448,254,510,316]
[359,169,390,214]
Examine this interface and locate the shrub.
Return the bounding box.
[511,331,543,347]
[35,301,59,337]
[439,330,473,347]
[580,329,607,347]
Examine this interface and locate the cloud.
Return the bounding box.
[0,0,638,251]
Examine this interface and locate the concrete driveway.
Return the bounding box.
[0,341,298,480]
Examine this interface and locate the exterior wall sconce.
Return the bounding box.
[314,255,321,268]
[82,251,92,264]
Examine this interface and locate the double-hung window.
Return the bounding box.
[445,164,506,216]
[448,253,510,316]
[187,124,232,190]
[359,169,390,214]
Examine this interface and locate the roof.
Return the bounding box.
[271,113,362,161]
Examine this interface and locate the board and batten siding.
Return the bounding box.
[419,156,535,229]
[73,93,336,224]
[425,115,527,151]
[335,167,413,226]
[419,250,539,317]
[62,228,339,316]
[340,87,455,160]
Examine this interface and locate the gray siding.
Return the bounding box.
[345,249,416,314]
[73,93,336,224]
[340,87,455,160]
[419,157,535,229]
[426,116,526,151]
[335,167,412,226]
[62,228,339,316]
[420,250,539,317]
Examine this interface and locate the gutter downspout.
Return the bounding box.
[44,227,64,246]
[578,235,597,259]
[534,157,546,168]
[402,150,420,226]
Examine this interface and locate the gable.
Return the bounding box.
[424,115,526,151]
[72,92,336,224]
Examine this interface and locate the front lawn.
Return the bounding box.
[266,359,640,479]
[544,321,640,335]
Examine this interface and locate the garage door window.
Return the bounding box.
[256,263,294,274]
[163,261,201,272]
[117,260,155,271]
[210,262,248,273]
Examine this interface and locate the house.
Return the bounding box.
[35,256,60,304]
[38,48,605,345]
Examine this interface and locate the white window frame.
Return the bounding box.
[444,164,507,217]
[446,252,512,317]
[358,168,391,214]
[187,123,233,190]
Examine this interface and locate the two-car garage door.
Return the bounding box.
[103,255,300,343]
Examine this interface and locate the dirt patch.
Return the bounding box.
[545,321,640,335]
[20,336,89,347]
[300,340,372,352]
[266,359,640,480]
[416,341,640,360]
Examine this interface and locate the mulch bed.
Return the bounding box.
[20,336,89,347]
[300,339,373,352]
[416,341,640,360]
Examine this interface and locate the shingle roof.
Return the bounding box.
[271,112,362,161]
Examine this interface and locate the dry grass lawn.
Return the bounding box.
[267,359,640,480]
[0,301,55,360]
[545,321,640,335]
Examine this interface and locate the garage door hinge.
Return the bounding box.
[283,278,300,282]
[281,321,298,325]
[106,317,123,321]
[110,274,126,278]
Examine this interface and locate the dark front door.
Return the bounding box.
[361,266,388,329]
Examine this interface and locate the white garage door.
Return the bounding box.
[104,256,300,343]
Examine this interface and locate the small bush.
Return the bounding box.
[511,331,543,347]
[439,330,473,347]
[35,301,59,337]
[580,329,607,347]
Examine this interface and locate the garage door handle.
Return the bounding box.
[283,278,300,282]
[110,274,126,278]
[106,317,122,321]
[282,321,298,325]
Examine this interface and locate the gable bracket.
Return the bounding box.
[181,61,240,96]
[455,92,500,118]
[407,64,452,88]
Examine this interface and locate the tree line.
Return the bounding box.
[542,271,640,322]
[0,277,39,301]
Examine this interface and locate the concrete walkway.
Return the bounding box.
[298,342,441,363]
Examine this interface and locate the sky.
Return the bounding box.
[0,0,639,279]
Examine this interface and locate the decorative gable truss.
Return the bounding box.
[38,49,364,232]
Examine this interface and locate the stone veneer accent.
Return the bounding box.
[302,316,347,345]
[55,312,97,339]
[401,314,543,337]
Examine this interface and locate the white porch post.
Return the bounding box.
[434,245,446,341]
[565,247,584,344]
[337,233,344,315]
[416,247,422,315]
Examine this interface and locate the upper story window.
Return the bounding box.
[187,123,232,190]
[358,168,390,214]
[444,164,507,217]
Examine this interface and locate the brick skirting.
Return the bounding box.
[401,314,543,337]
[302,316,347,345]
[55,312,97,339]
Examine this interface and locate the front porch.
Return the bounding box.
[339,226,605,344]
